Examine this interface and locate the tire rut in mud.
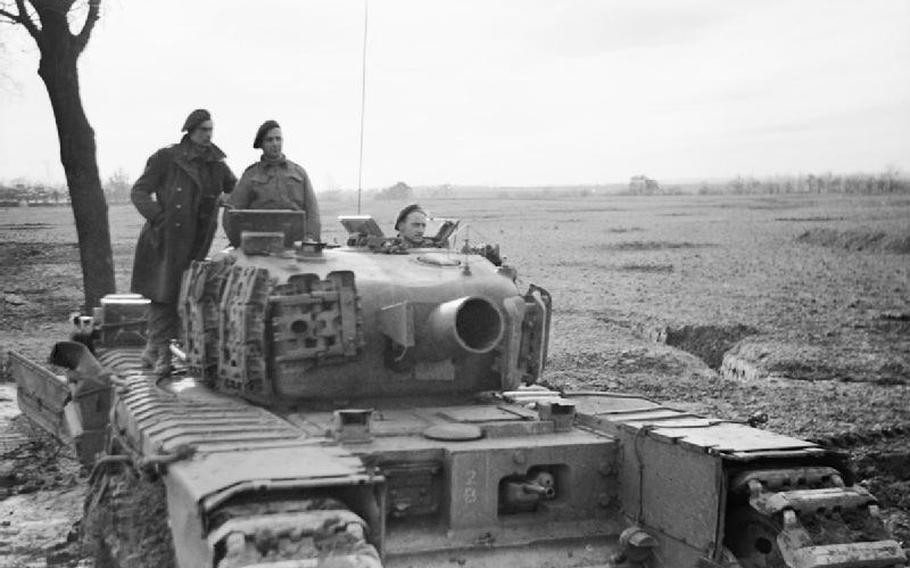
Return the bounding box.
[1,414,82,496]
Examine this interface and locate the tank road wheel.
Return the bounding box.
[82,463,177,568]
[724,506,787,568]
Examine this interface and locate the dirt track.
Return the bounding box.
[1,193,908,566]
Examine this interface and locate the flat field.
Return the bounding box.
[1,192,909,563]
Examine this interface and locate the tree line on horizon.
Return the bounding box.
[2,167,908,206]
[692,168,909,196]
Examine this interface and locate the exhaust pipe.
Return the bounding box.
[426,296,504,360]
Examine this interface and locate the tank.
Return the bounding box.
[11,209,908,568]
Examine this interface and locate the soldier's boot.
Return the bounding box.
[140,342,158,369]
[154,345,173,377]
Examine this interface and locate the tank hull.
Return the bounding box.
[85,347,905,568]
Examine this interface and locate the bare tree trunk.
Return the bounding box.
[33,5,115,310]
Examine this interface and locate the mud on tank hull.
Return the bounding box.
[12,229,908,568]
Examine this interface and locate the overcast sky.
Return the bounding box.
[1,0,909,189]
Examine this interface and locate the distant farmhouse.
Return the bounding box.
[628,175,661,195]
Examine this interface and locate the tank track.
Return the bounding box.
[82,462,176,568]
[538,390,909,567]
[84,349,382,568]
[83,461,382,568]
[218,265,271,397]
[213,497,381,568]
[724,466,906,567]
[180,259,235,383]
[184,261,365,403]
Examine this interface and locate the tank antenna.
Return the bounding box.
[356,0,369,214]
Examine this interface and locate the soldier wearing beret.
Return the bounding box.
[224,120,321,243]
[130,109,237,375]
[395,203,432,248]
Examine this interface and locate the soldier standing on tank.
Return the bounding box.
[130,109,237,375]
[224,120,321,242]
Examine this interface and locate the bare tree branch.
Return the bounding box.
[0,7,22,21]
[74,0,99,52]
[13,0,40,40]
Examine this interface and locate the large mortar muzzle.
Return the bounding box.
[426,296,504,360]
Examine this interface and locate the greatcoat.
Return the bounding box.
[130,137,236,303]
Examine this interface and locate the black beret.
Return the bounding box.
[181,108,212,132]
[395,203,426,230]
[253,120,281,149]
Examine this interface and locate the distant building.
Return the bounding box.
[375,181,413,200]
[629,175,661,195]
[0,182,68,205]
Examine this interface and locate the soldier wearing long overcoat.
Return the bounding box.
[130,109,236,373]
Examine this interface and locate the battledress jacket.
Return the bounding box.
[130,139,236,303]
[225,155,321,242]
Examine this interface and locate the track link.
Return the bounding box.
[211,497,381,568]
[725,466,907,567]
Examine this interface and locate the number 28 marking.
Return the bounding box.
[464,469,478,504]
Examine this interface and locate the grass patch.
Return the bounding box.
[577,207,628,213]
[0,242,79,265]
[797,228,910,254]
[0,223,53,230]
[591,240,715,252]
[554,260,611,269]
[776,216,846,222]
[620,263,674,273]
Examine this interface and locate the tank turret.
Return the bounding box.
[179,210,551,406]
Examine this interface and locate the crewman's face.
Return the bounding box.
[262,127,283,159]
[400,211,427,244]
[190,120,214,145]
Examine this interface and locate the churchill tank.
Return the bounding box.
[10,209,908,568]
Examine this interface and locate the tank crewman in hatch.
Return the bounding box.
[395,203,433,248]
[131,109,237,375]
[224,120,321,242]
[394,203,503,262]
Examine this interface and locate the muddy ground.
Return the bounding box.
[0,193,908,566]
